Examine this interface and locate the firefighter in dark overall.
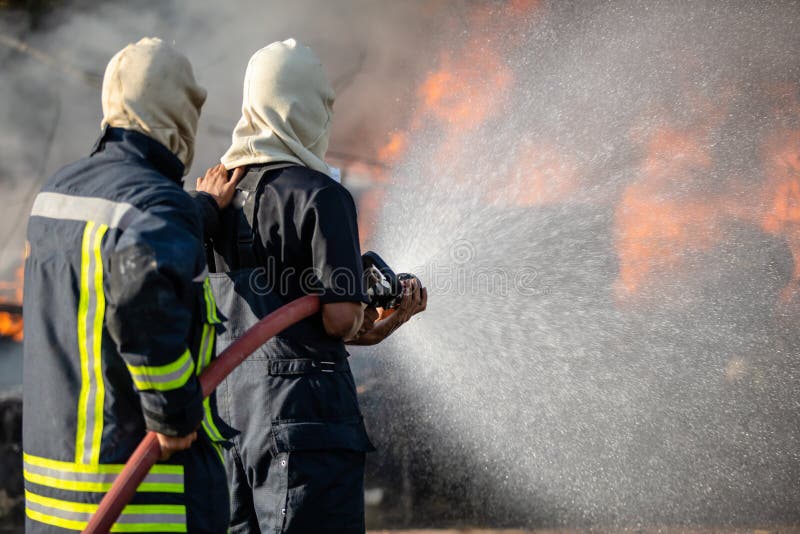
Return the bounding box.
[196,39,426,533]
[22,38,241,533]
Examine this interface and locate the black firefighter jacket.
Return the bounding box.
[22,127,228,533]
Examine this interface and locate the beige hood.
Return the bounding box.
[221,39,334,176]
[101,37,207,173]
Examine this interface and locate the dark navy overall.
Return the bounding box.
[207,164,374,533]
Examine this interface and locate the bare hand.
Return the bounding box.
[345,282,426,346]
[196,164,245,209]
[394,278,427,324]
[155,431,197,461]
[356,306,379,338]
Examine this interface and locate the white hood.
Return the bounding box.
[101,37,207,173]
[221,39,334,176]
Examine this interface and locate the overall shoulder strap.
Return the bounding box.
[234,163,294,269]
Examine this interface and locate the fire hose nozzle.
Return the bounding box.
[362,251,422,309]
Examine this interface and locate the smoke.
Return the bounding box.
[0,0,462,275]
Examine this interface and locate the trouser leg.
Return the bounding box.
[282,450,366,534]
[226,444,260,533]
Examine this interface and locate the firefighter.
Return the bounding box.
[22,37,240,533]
[197,39,426,533]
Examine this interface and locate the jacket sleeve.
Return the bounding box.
[189,191,220,238]
[106,191,205,436]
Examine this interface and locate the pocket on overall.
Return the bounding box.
[267,359,375,454]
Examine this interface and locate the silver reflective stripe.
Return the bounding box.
[31,192,143,229]
[25,499,185,524]
[23,461,182,485]
[196,324,212,375]
[76,221,104,464]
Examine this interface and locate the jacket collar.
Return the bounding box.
[91,126,185,184]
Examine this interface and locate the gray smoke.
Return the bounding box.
[0,0,460,275]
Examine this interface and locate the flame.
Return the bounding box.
[614,87,800,303]
[760,128,800,300]
[365,0,800,309]
[0,263,23,341]
[0,311,23,342]
[373,0,541,180]
[377,132,407,164]
[374,0,542,163]
[364,1,545,244]
[614,125,722,298]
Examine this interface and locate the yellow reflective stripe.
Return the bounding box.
[196,324,211,375]
[23,453,183,475]
[75,222,94,464]
[75,221,108,465]
[23,470,183,493]
[126,349,193,377]
[198,324,225,443]
[91,224,108,464]
[26,508,187,533]
[27,507,88,531]
[197,323,226,446]
[202,278,220,324]
[203,323,214,369]
[208,440,224,465]
[26,488,187,532]
[25,490,185,515]
[201,415,224,443]
[126,349,195,392]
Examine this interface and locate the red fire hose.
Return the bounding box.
[82,294,321,534]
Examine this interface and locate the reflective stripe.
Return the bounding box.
[195,324,213,376]
[202,278,220,324]
[23,453,184,494]
[126,349,195,392]
[198,324,224,444]
[31,192,143,229]
[26,490,187,532]
[75,221,108,465]
[208,440,225,465]
[197,279,225,449]
[27,509,187,532]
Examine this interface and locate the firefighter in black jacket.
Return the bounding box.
[22,37,240,533]
[198,39,426,534]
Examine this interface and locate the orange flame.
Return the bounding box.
[614,125,722,298]
[760,127,800,301]
[373,0,542,181]
[614,87,800,303]
[366,1,800,309]
[0,312,23,342]
[0,263,24,342]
